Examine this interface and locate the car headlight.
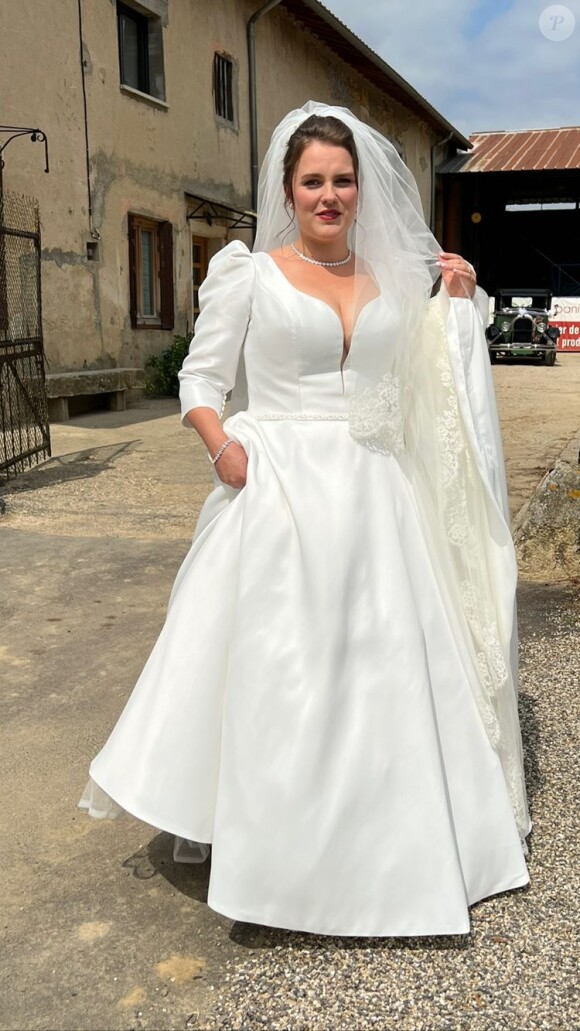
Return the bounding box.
[501,320,511,333]
[536,321,547,332]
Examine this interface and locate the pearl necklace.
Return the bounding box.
[291,243,351,268]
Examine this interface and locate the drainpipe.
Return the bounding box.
[247,0,282,222]
[77,0,100,241]
[430,131,453,234]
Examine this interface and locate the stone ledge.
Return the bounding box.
[513,446,580,582]
[45,368,146,422]
[45,368,146,398]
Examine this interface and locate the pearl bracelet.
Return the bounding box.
[210,438,235,465]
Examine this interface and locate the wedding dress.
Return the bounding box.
[80,240,529,937]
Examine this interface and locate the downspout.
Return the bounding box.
[77,0,99,241]
[430,131,453,234]
[247,0,283,226]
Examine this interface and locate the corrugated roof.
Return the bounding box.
[438,127,580,173]
[279,0,471,149]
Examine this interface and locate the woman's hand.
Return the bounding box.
[184,407,249,489]
[437,252,477,299]
[214,441,248,489]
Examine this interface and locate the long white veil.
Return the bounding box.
[244,101,530,843]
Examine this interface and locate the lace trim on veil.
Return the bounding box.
[348,294,529,841]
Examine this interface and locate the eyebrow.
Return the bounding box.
[298,170,355,179]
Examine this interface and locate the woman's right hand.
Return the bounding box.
[214,441,248,489]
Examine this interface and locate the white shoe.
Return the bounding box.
[173,837,211,864]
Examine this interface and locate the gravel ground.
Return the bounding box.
[2,359,579,1031]
[211,584,580,1031]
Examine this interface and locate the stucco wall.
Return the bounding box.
[0,0,442,373]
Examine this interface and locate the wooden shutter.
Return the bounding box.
[191,235,208,324]
[128,213,138,328]
[158,220,174,330]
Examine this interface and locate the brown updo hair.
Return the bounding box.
[283,115,359,205]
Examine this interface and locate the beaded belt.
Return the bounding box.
[253,412,349,421]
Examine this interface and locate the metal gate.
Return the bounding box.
[0,189,50,481]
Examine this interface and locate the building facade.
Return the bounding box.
[0,0,468,387]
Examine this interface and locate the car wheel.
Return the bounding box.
[545,349,556,367]
[489,351,498,364]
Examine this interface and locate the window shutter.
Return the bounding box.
[128,213,138,328]
[159,220,174,330]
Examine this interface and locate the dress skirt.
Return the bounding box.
[81,410,529,937]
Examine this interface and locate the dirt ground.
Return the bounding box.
[2,353,580,545]
[1,353,579,1031]
[491,352,580,518]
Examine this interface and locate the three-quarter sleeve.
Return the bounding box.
[178,240,255,425]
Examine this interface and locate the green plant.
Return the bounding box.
[145,335,190,397]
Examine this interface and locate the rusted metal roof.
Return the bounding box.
[279,0,471,149]
[438,127,580,173]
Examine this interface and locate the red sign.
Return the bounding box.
[551,297,580,352]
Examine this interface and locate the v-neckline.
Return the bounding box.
[262,253,381,369]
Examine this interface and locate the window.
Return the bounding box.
[117,1,166,102]
[128,215,174,329]
[213,53,235,124]
[191,236,209,324]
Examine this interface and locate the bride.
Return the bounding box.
[80,102,531,937]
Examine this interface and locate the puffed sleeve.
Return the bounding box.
[178,240,255,425]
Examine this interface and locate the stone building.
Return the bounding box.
[0,0,469,416]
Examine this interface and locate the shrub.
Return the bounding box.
[145,335,190,397]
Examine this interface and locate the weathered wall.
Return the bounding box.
[0,1,98,369]
[0,0,441,374]
[256,6,437,210]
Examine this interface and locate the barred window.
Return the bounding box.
[213,53,234,124]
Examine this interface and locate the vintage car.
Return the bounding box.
[485,288,560,365]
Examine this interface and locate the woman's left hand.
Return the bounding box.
[436,252,477,298]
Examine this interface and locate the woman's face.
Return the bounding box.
[290,141,358,248]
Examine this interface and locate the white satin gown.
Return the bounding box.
[80,241,529,937]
